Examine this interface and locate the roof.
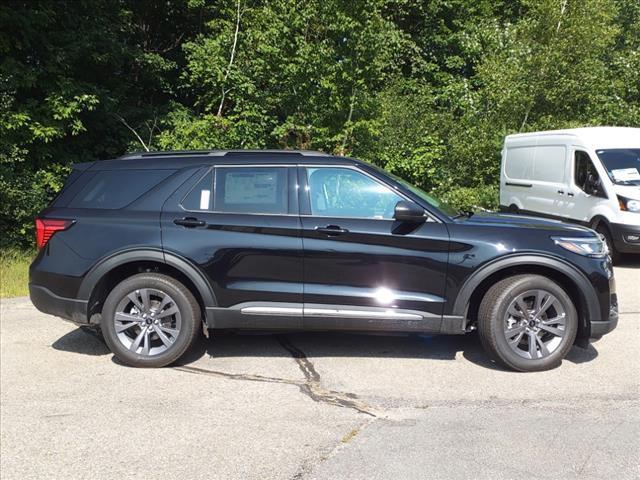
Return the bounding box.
[78,149,356,170]
[505,126,640,150]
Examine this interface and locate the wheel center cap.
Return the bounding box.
[528,320,536,328]
[146,318,153,325]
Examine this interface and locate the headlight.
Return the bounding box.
[552,236,608,258]
[618,195,640,212]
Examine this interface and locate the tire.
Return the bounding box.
[101,273,201,367]
[478,274,578,372]
[595,224,620,265]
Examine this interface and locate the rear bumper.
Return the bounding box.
[29,284,89,324]
[610,222,640,254]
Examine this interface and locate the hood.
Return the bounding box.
[612,184,640,200]
[457,212,595,235]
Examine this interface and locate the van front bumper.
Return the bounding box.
[610,222,640,254]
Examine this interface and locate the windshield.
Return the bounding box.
[595,148,640,185]
[378,169,459,217]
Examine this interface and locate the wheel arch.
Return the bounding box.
[589,215,610,231]
[453,255,599,339]
[78,249,216,323]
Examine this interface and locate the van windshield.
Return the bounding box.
[596,148,640,185]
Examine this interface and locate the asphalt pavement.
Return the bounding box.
[1,264,638,479]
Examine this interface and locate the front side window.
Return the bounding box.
[574,151,605,197]
[215,167,289,214]
[306,167,402,219]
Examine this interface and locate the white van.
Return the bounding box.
[500,127,640,261]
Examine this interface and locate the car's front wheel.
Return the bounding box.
[101,273,201,367]
[478,274,578,372]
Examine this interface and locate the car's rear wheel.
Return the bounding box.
[101,273,201,367]
[478,274,578,372]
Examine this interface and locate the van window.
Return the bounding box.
[214,167,289,214]
[70,169,173,209]
[574,151,605,197]
[505,145,566,183]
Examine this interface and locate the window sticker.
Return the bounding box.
[199,189,211,210]
[611,168,640,182]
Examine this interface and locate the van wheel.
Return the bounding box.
[508,204,519,214]
[100,273,201,367]
[478,275,578,372]
[595,224,620,264]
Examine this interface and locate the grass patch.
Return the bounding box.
[1,249,35,298]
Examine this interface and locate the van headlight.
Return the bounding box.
[618,195,640,212]
[552,236,608,258]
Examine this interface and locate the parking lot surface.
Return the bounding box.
[1,265,639,479]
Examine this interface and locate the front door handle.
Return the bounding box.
[315,225,349,236]
[174,217,206,228]
[557,189,565,195]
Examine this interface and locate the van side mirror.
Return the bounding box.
[393,201,426,223]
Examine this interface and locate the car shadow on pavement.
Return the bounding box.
[52,327,110,356]
[52,326,599,371]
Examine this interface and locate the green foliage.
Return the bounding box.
[1,0,638,248]
[0,249,34,297]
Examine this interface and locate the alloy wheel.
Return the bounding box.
[113,288,182,356]
[503,289,567,360]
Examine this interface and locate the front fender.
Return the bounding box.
[452,254,600,328]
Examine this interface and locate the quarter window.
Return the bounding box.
[215,167,289,214]
[306,167,402,219]
[182,170,214,211]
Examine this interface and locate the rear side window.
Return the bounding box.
[69,169,173,209]
[215,167,288,214]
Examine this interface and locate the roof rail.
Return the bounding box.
[118,149,331,159]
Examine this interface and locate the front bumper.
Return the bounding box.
[29,284,89,325]
[589,293,618,338]
[610,222,640,254]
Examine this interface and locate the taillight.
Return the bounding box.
[35,218,74,249]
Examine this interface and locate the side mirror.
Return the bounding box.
[393,200,427,223]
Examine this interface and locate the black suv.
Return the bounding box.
[29,150,618,371]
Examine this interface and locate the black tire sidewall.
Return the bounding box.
[101,274,199,367]
[487,277,578,371]
[596,224,619,264]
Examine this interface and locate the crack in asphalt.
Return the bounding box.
[173,335,377,417]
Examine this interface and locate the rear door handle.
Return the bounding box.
[174,217,206,228]
[315,225,349,236]
[557,190,565,195]
[567,191,575,197]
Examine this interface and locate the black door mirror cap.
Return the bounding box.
[393,200,427,223]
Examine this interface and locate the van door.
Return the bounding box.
[565,149,608,223]
[502,145,567,217]
[529,145,568,217]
